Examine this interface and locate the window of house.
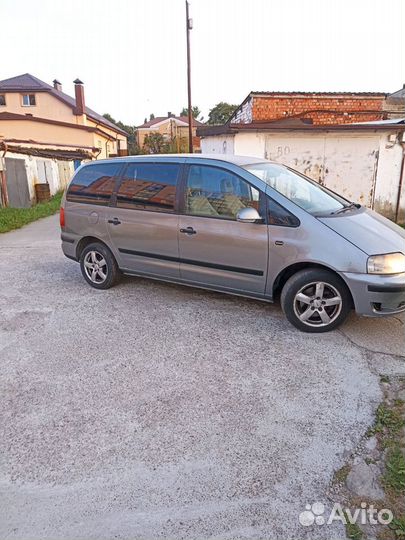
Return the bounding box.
[22,94,36,106]
[117,163,180,212]
[0,95,6,106]
[185,165,260,219]
[66,163,122,205]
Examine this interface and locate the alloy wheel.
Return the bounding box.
[83,250,108,284]
[293,281,342,328]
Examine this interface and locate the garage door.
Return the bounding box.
[5,158,31,208]
[264,133,379,208]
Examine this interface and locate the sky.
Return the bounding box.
[0,0,404,125]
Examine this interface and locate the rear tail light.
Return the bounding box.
[60,206,65,228]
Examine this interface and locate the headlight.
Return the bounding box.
[367,252,405,275]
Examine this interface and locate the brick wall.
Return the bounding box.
[252,95,385,124]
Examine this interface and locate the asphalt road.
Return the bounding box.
[1,214,404,540]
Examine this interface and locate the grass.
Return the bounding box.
[344,511,363,540]
[383,446,405,494]
[389,516,405,538]
[340,380,405,540]
[369,404,405,438]
[0,191,63,233]
[333,464,351,484]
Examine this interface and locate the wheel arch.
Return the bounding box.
[76,236,113,260]
[272,262,354,306]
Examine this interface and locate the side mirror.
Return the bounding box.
[236,207,263,223]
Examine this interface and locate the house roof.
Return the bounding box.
[387,86,405,101]
[138,115,204,128]
[197,117,405,137]
[0,73,128,137]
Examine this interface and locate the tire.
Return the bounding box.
[79,242,121,290]
[280,268,352,333]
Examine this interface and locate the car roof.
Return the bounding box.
[85,153,270,167]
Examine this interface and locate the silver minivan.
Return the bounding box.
[61,154,405,332]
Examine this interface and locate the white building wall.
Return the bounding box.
[202,130,404,222]
[201,135,235,155]
[263,133,381,207]
[373,134,404,221]
[5,152,74,202]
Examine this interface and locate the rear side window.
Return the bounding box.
[66,163,121,205]
[116,163,180,212]
[268,197,300,227]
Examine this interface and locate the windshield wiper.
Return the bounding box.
[331,202,360,215]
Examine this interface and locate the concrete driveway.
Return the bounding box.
[1,214,404,540]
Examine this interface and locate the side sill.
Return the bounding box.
[121,268,274,303]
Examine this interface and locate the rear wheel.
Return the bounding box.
[280,268,351,332]
[80,242,121,289]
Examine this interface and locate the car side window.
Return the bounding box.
[116,163,180,212]
[66,163,121,205]
[185,165,260,219]
[267,197,300,227]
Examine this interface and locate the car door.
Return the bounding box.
[107,161,181,279]
[178,163,268,295]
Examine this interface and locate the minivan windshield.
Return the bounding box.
[243,162,349,216]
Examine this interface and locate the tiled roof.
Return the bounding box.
[0,73,127,136]
[138,115,204,128]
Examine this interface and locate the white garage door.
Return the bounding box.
[264,133,380,207]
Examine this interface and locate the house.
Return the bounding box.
[197,88,405,224]
[229,89,405,125]
[137,113,204,152]
[0,74,128,207]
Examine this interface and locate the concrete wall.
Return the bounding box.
[373,134,404,222]
[201,130,405,223]
[202,134,235,155]
[3,151,74,204]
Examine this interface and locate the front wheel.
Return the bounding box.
[280,269,352,333]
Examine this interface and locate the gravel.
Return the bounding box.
[0,215,404,540]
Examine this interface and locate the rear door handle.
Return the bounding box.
[108,217,121,225]
[180,227,197,235]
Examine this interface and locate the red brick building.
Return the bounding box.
[230,90,404,125]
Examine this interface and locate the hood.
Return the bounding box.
[318,207,405,256]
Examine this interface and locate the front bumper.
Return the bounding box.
[341,271,405,317]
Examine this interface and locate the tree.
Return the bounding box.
[180,106,202,121]
[149,113,155,121]
[142,132,168,154]
[102,113,140,155]
[207,102,238,125]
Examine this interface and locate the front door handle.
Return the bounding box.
[108,217,121,225]
[180,226,197,235]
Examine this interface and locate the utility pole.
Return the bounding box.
[185,0,193,153]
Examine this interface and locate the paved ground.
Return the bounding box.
[0,214,404,540]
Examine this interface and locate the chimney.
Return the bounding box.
[53,79,62,92]
[168,111,174,118]
[73,78,85,115]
